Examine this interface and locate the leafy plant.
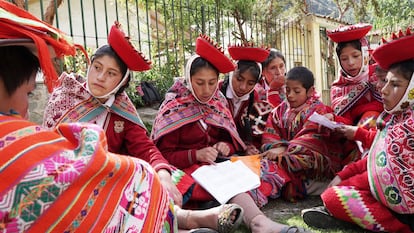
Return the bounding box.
[62,47,93,76]
[126,62,179,108]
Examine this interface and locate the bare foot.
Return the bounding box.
[249,214,288,233]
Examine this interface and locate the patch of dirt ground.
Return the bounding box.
[261,195,323,221]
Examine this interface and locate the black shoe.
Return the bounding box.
[301,206,359,230]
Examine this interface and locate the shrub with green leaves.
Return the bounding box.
[126,63,178,108]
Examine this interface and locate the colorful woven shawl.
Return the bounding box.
[151,79,245,151]
[262,93,343,181]
[0,115,177,232]
[262,94,346,201]
[331,67,382,117]
[367,106,414,214]
[43,72,145,130]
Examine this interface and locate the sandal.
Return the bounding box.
[280,225,313,233]
[217,204,244,233]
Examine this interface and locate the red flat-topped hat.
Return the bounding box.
[108,22,151,71]
[327,23,372,43]
[228,43,270,62]
[372,27,414,70]
[195,34,235,73]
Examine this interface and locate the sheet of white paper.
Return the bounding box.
[308,112,340,129]
[191,160,260,204]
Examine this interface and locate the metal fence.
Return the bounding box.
[18,0,312,75]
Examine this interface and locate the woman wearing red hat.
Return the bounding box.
[219,44,270,155]
[327,23,384,160]
[43,21,185,208]
[151,35,311,233]
[301,28,414,233]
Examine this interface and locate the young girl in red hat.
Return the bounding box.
[220,44,270,154]
[326,23,384,161]
[218,44,289,208]
[43,21,186,208]
[302,27,414,233]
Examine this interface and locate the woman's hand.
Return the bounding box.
[157,169,183,207]
[261,146,287,160]
[246,144,260,155]
[196,147,219,164]
[213,142,231,156]
[328,175,342,187]
[335,125,358,140]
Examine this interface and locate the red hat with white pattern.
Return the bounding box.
[327,23,372,43]
[228,43,270,62]
[195,35,235,73]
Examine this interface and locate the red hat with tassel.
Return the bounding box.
[0,0,78,92]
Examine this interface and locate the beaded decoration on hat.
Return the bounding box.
[108,21,151,71]
[228,42,270,62]
[327,23,372,43]
[372,27,414,70]
[373,27,414,113]
[195,34,235,73]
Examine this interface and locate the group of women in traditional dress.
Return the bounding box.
[301,24,414,233]
[1,0,413,232]
[0,1,307,233]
